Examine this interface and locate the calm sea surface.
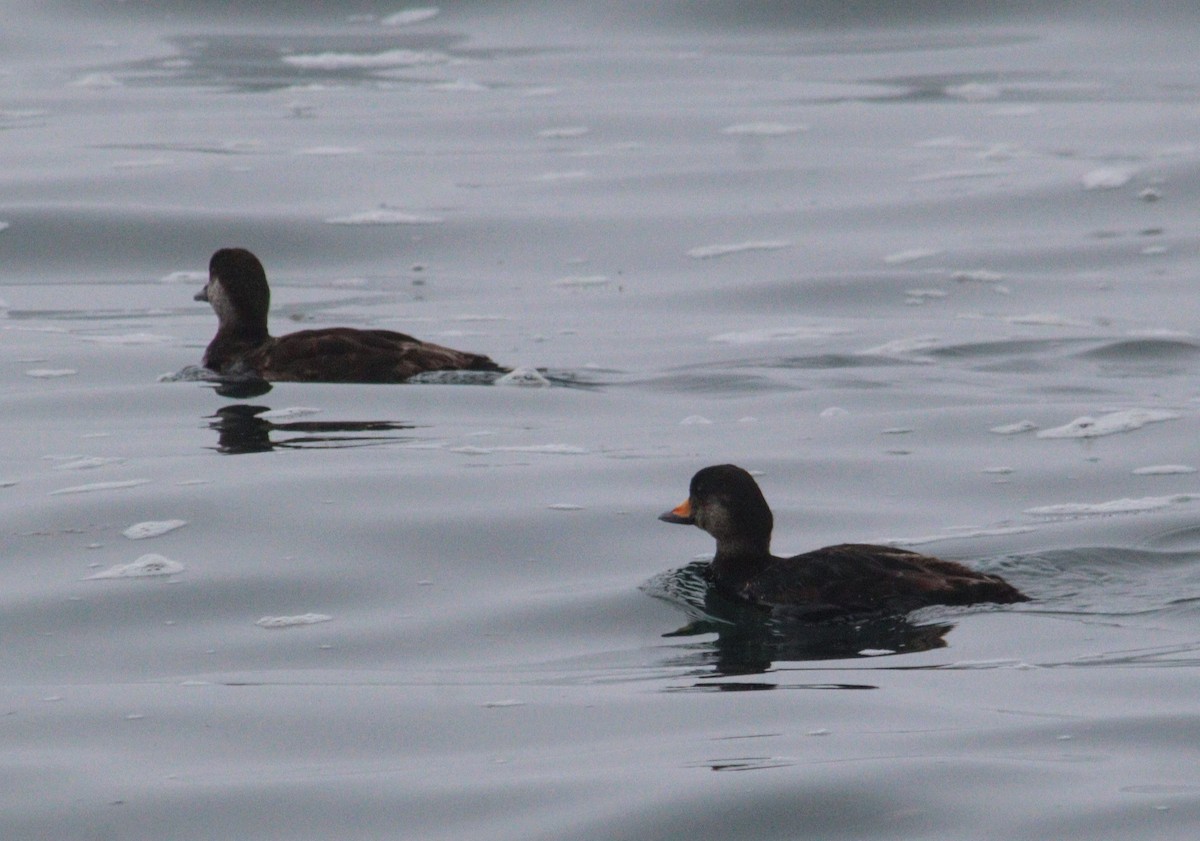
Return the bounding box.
[3,2,1200,838]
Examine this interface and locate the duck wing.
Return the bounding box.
[739,543,1027,614]
[255,328,504,383]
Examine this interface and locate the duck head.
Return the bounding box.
[660,464,774,558]
[195,248,271,339]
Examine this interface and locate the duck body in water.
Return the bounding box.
[194,248,505,383]
[660,464,1028,618]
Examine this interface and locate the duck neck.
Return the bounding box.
[203,324,270,373]
[710,535,774,581]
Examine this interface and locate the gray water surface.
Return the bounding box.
[3,2,1200,838]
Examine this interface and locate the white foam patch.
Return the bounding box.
[382,7,440,26]
[496,367,551,387]
[951,269,1006,283]
[70,73,122,88]
[1133,465,1197,475]
[406,370,502,385]
[708,325,850,345]
[430,79,488,93]
[503,443,585,454]
[553,275,611,289]
[720,122,807,136]
[111,158,170,170]
[50,479,151,496]
[1082,167,1135,190]
[533,170,590,182]
[451,314,511,322]
[158,366,221,384]
[282,49,447,69]
[123,520,188,540]
[256,613,333,629]
[1129,328,1194,339]
[52,457,125,471]
[212,141,260,154]
[1005,313,1090,327]
[859,336,941,356]
[0,109,46,121]
[1025,495,1199,518]
[547,503,584,511]
[1036,409,1179,439]
[680,415,713,425]
[990,420,1038,435]
[160,270,207,284]
[78,333,175,345]
[25,368,77,378]
[296,145,362,156]
[916,135,974,150]
[87,554,184,579]
[945,82,1002,101]
[943,659,1035,670]
[326,209,444,225]
[883,248,942,265]
[451,443,587,455]
[538,126,589,139]
[979,143,1023,161]
[686,240,790,259]
[259,406,322,421]
[430,329,479,338]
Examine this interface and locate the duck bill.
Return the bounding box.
[658,498,695,525]
[193,286,209,302]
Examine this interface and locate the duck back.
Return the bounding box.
[720,543,1028,615]
[251,327,505,383]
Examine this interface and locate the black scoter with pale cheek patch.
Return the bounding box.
[660,464,1028,617]
[194,248,505,383]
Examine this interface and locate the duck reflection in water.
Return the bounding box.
[206,404,415,454]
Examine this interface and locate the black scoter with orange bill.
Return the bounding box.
[194,248,505,383]
[660,464,1028,617]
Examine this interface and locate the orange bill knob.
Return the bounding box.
[658,498,694,525]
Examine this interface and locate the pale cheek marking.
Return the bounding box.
[208,280,237,324]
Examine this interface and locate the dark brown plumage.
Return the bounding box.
[194,248,505,383]
[660,464,1028,616]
